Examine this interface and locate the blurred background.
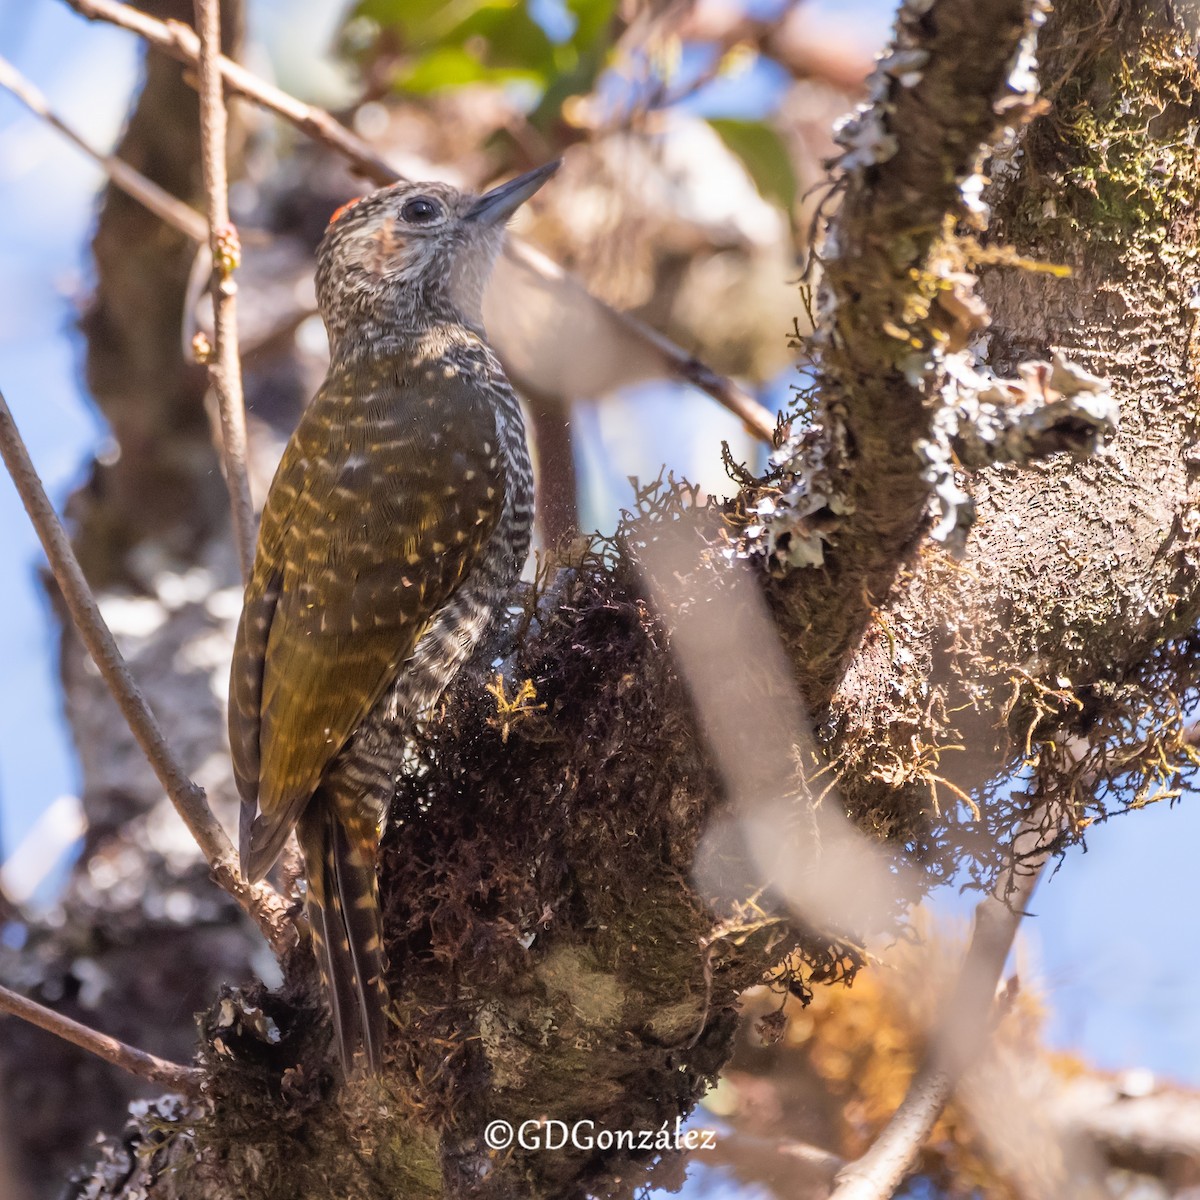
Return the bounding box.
[1,1,1198,1196]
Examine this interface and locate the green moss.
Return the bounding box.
[1017,40,1198,245]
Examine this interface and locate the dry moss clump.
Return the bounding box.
[368,486,861,1196]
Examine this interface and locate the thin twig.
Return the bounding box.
[0,981,204,1096]
[0,60,305,373]
[65,0,400,181]
[0,386,291,953]
[521,382,580,547]
[192,0,255,584]
[0,53,208,243]
[827,802,1062,1200]
[61,0,777,444]
[504,239,778,442]
[706,1128,846,1185]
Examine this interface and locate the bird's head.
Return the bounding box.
[315,162,559,358]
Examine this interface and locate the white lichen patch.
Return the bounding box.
[919,351,1119,547]
[738,427,854,572]
[999,0,1049,112]
[832,105,899,173]
[215,994,282,1044]
[830,11,939,174]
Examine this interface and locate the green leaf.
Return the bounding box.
[398,45,545,93]
[449,3,557,75]
[350,0,620,106]
[352,0,452,40]
[526,0,617,129]
[564,0,617,55]
[379,1,560,95]
[707,118,797,215]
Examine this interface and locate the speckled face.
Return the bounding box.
[321,182,493,290]
[313,163,559,342]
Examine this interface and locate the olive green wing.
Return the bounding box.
[229,563,283,848]
[236,369,506,880]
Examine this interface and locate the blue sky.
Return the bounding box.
[0,0,126,862]
[1,0,1197,1117]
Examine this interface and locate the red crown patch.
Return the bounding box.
[329,196,364,225]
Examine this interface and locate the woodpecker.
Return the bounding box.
[228,162,557,1074]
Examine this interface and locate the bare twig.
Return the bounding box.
[60,0,776,444]
[65,0,399,180]
[192,0,255,583]
[706,1129,846,1188]
[504,239,778,442]
[0,53,208,243]
[0,77,304,373]
[0,981,204,1096]
[521,383,580,547]
[827,804,1062,1200]
[0,386,291,953]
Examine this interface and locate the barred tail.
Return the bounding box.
[296,798,388,1074]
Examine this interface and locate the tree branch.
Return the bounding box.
[769,0,1047,703]
[0,53,208,243]
[0,982,204,1097]
[191,0,254,583]
[827,801,1061,1200]
[66,0,399,180]
[521,383,579,547]
[59,0,777,444]
[0,385,290,952]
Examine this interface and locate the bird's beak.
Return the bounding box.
[466,160,561,226]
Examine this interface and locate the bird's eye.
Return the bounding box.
[400,197,442,224]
